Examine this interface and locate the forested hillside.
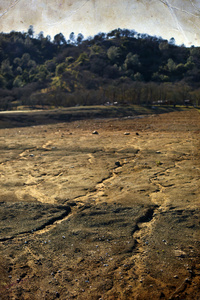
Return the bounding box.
[0,27,200,110]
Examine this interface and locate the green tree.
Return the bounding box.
[107,46,121,63]
[169,37,175,45]
[55,63,66,76]
[76,52,89,65]
[16,66,23,75]
[21,53,31,68]
[167,58,176,72]
[134,72,143,81]
[13,75,25,87]
[69,32,75,44]
[1,59,13,79]
[123,53,141,70]
[77,33,84,44]
[37,31,44,41]
[13,57,21,66]
[53,33,66,46]
[0,74,6,88]
[27,25,34,38]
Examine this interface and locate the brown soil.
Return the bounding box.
[0,109,199,299]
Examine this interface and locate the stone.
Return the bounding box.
[115,161,121,167]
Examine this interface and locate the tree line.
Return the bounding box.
[0,26,200,110]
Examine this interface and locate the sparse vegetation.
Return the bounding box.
[156,160,162,166]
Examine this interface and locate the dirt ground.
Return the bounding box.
[0,109,199,299]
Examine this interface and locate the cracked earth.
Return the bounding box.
[0,109,200,299]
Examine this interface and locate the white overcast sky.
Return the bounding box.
[0,0,200,46]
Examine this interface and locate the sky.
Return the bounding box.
[0,0,200,46]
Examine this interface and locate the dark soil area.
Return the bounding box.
[0,105,186,128]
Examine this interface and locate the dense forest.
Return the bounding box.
[0,26,200,110]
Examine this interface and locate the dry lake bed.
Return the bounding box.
[0,109,199,299]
